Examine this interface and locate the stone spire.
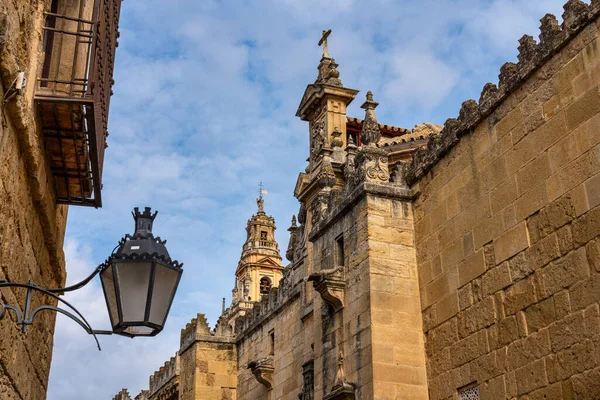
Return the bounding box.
[235,196,284,303]
[360,91,381,146]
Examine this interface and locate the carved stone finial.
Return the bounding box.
[324,350,356,400]
[335,352,346,386]
[346,134,356,150]
[331,126,344,149]
[498,62,519,91]
[539,14,562,49]
[360,91,381,146]
[562,0,588,32]
[517,34,538,65]
[286,215,298,262]
[316,32,343,86]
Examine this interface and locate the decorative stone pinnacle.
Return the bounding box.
[346,134,356,149]
[360,91,381,146]
[331,126,344,149]
[361,91,378,110]
[290,215,297,228]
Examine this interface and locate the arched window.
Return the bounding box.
[260,277,272,295]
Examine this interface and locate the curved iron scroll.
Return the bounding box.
[0,264,112,351]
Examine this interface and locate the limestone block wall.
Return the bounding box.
[412,9,600,400]
[0,1,69,399]
[309,196,373,398]
[365,195,428,399]
[236,301,307,400]
[179,315,237,400]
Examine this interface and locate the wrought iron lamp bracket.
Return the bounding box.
[0,263,112,351]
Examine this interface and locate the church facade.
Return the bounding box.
[119,1,600,399]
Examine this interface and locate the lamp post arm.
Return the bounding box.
[45,264,105,294]
[0,277,112,350]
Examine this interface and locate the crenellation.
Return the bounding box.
[479,83,500,112]
[562,0,589,32]
[518,34,539,66]
[407,1,600,187]
[540,14,564,52]
[458,99,480,131]
[498,62,520,92]
[148,354,180,397]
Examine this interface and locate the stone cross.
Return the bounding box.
[319,29,332,58]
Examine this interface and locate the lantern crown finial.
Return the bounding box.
[132,207,158,237]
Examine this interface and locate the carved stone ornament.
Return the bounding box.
[343,135,358,184]
[311,120,326,157]
[324,352,355,400]
[307,267,345,312]
[355,147,389,185]
[294,224,306,263]
[248,356,274,390]
[317,150,337,189]
[390,161,408,187]
[310,191,330,226]
[331,126,343,149]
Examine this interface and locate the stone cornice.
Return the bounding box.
[308,182,414,242]
[179,333,235,354]
[406,0,600,186]
[296,84,359,121]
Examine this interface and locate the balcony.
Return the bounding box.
[35,0,122,207]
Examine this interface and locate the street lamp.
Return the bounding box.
[0,207,183,350]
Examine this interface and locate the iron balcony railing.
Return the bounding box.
[35,0,122,207]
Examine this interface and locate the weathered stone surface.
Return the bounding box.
[494,222,530,264]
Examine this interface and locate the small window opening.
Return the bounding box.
[269,330,275,355]
[260,277,272,295]
[336,235,345,267]
[261,231,268,241]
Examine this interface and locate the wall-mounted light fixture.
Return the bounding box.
[0,207,183,350]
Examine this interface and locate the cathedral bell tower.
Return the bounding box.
[233,194,283,303]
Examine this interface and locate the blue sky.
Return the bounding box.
[47,0,570,398]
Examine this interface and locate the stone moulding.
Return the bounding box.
[323,383,356,400]
[308,267,346,312]
[248,356,274,390]
[308,181,414,242]
[405,0,600,187]
[234,285,302,339]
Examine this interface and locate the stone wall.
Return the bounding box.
[412,5,600,399]
[0,1,69,399]
[179,314,237,400]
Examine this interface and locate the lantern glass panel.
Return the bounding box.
[149,264,180,326]
[124,326,155,336]
[100,264,118,327]
[114,261,151,322]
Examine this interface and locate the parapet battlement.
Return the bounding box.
[406,0,600,185]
